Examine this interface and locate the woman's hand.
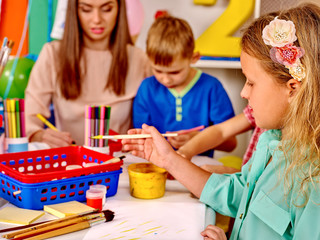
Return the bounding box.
[167,130,199,149]
[30,129,74,148]
[122,124,176,169]
[201,225,227,240]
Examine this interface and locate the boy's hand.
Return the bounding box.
[201,225,227,240]
[167,130,199,149]
[122,124,176,169]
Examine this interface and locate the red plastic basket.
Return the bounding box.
[107,129,123,155]
[0,146,123,183]
[0,169,122,210]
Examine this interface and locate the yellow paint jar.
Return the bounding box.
[128,163,168,199]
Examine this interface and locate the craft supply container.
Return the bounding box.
[128,163,167,199]
[0,146,123,209]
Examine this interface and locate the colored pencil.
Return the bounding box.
[91,133,178,140]
[5,100,12,138]
[177,125,205,135]
[84,105,89,146]
[90,106,95,146]
[94,107,99,147]
[19,99,25,137]
[15,100,21,138]
[10,99,17,138]
[99,106,105,147]
[104,106,111,147]
[36,113,76,145]
[36,113,58,131]
[2,100,9,138]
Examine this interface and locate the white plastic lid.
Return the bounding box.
[90,184,107,194]
[86,189,105,199]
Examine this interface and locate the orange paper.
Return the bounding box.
[0,0,29,55]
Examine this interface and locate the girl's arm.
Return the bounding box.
[122,124,211,198]
[178,113,252,159]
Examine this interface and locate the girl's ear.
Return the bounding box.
[191,52,201,64]
[286,78,301,99]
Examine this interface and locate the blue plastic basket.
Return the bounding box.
[0,169,122,210]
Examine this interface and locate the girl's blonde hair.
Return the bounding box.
[146,16,195,66]
[241,3,320,206]
[58,0,132,99]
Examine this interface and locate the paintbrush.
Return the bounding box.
[19,216,108,240]
[11,211,114,240]
[2,209,111,239]
[91,133,178,140]
[0,40,14,77]
[101,155,126,165]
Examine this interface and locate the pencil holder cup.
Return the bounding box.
[128,163,168,199]
[6,137,28,153]
[0,133,4,154]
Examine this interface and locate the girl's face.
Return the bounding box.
[78,0,118,50]
[240,51,291,130]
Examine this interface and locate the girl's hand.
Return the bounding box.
[201,225,227,240]
[122,124,176,169]
[167,130,199,149]
[31,129,74,148]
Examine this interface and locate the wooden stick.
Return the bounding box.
[23,217,106,240]
[91,133,178,140]
[0,221,51,234]
[13,213,104,240]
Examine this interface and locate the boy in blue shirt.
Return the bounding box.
[133,16,236,157]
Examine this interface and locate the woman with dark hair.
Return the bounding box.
[25,0,150,148]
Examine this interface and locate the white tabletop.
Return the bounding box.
[0,152,219,240]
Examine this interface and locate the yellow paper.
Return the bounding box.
[44,201,95,218]
[0,207,44,225]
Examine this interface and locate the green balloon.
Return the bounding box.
[0,57,35,99]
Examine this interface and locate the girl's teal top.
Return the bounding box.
[200,129,320,239]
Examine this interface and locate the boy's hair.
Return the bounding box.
[146,16,195,66]
[241,3,320,206]
[58,0,132,99]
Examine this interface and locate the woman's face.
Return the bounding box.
[240,51,291,130]
[78,0,118,50]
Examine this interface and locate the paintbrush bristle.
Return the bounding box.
[103,210,114,222]
[7,40,14,49]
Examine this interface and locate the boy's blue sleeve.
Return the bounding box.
[133,80,152,128]
[209,80,235,124]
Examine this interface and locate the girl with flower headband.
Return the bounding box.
[122,3,320,240]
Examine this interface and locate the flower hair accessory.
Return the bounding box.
[262,17,306,81]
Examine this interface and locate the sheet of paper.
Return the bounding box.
[84,200,205,240]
